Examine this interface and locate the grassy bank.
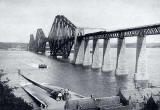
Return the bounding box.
[0,72,33,110]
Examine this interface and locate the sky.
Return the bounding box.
[0,0,160,43]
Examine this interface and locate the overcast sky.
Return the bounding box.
[0,0,160,43]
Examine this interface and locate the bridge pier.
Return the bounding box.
[72,39,81,64]
[83,39,91,66]
[72,28,85,64]
[102,38,113,72]
[75,40,85,64]
[69,44,74,62]
[92,39,101,69]
[135,35,148,81]
[116,38,128,76]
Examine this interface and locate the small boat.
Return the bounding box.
[39,64,47,68]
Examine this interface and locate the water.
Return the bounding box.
[0,48,160,105]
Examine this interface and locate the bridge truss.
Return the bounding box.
[29,15,160,59]
[34,29,47,53]
[82,23,160,39]
[48,15,77,58]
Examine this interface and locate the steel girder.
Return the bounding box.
[48,15,76,58]
[81,23,160,40]
[35,28,46,53]
[49,37,74,58]
[28,34,35,51]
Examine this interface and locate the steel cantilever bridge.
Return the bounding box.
[29,14,160,77]
[29,15,77,58]
[29,15,160,58]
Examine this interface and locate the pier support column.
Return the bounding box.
[72,29,84,64]
[116,38,128,76]
[83,39,91,66]
[92,39,101,69]
[72,39,79,64]
[102,38,113,72]
[135,35,148,81]
[75,40,85,64]
[69,44,74,63]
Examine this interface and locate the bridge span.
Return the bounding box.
[28,15,160,81]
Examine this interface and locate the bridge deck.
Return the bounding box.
[80,23,160,39]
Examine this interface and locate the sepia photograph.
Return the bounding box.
[0,0,160,110]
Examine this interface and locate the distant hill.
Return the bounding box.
[0,42,159,51]
[0,42,28,50]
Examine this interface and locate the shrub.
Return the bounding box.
[0,73,33,110]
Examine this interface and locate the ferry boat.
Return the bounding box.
[38,64,47,68]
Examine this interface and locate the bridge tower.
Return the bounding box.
[48,15,77,58]
[28,34,35,51]
[135,32,148,82]
[35,28,47,54]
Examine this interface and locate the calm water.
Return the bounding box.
[0,48,160,104]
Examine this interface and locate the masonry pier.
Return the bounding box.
[83,39,91,66]
[116,38,128,76]
[75,40,85,64]
[92,39,101,69]
[102,38,113,72]
[135,35,148,81]
[72,28,84,64]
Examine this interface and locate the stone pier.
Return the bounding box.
[102,39,113,72]
[72,29,84,64]
[116,38,128,76]
[83,40,91,66]
[72,39,80,64]
[92,39,101,69]
[69,44,75,63]
[75,40,85,64]
[135,35,148,81]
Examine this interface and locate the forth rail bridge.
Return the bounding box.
[28,15,160,81]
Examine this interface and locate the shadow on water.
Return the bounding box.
[82,66,91,69]
[101,70,114,74]
[36,53,70,63]
[53,58,70,63]
[115,73,129,92]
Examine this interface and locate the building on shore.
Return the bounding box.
[117,89,145,110]
[145,96,159,110]
[64,96,130,110]
[117,88,160,110]
[144,88,160,110]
